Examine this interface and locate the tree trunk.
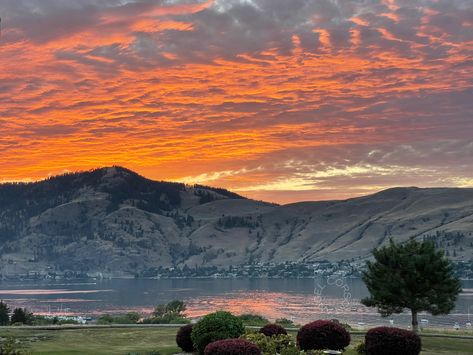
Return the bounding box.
[411,309,418,333]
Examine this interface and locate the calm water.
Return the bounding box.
[0,278,472,329]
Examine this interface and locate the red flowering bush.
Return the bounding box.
[365,327,421,355]
[260,323,288,337]
[204,339,261,355]
[297,320,350,351]
[176,324,195,352]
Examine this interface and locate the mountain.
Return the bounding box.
[0,166,472,277]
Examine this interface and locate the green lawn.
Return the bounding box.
[0,327,472,355]
[0,328,180,355]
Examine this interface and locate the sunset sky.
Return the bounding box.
[0,0,472,204]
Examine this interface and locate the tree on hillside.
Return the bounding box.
[0,300,10,326]
[361,238,461,332]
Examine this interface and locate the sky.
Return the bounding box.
[0,0,472,204]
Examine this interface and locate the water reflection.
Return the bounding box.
[0,278,471,329]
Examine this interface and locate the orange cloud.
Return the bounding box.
[0,0,472,203]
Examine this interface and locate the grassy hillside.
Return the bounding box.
[1,167,472,277]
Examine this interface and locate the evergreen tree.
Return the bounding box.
[10,307,33,325]
[0,300,10,326]
[361,238,461,332]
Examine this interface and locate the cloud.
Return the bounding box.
[0,0,472,202]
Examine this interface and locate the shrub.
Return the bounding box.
[275,318,297,328]
[153,300,186,318]
[241,333,276,354]
[31,315,79,326]
[142,300,190,324]
[0,337,24,354]
[176,324,195,352]
[97,313,140,325]
[279,348,301,355]
[364,327,421,355]
[97,314,114,324]
[355,341,366,354]
[141,315,189,324]
[238,314,270,326]
[191,311,245,354]
[330,319,352,331]
[297,320,350,351]
[259,323,287,337]
[204,339,261,355]
[241,332,294,354]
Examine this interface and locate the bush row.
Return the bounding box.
[176,312,422,355]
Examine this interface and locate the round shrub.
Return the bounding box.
[297,320,351,351]
[191,311,245,354]
[176,324,195,352]
[241,332,294,354]
[204,339,261,355]
[260,323,288,337]
[365,327,421,355]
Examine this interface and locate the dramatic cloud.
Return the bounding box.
[0,0,472,203]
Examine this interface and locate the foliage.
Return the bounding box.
[204,339,261,355]
[142,315,189,325]
[275,318,297,328]
[355,341,366,354]
[365,327,421,355]
[142,300,189,324]
[279,348,301,355]
[217,216,256,229]
[30,316,79,326]
[241,332,294,355]
[362,238,462,331]
[191,311,245,354]
[0,301,10,326]
[176,324,195,352]
[10,308,33,325]
[240,333,276,354]
[330,319,352,331]
[297,320,350,351]
[194,185,244,200]
[238,314,270,326]
[259,324,287,337]
[97,312,140,325]
[153,300,186,318]
[0,337,24,355]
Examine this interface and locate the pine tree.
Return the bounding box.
[361,238,461,332]
[10,307,33,325]
[0,300,10,326]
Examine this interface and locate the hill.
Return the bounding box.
[0,167,472,277]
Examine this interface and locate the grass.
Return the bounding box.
[0,328,180,355]
[0,327,472,355]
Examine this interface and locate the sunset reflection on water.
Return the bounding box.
[0,278,471,328]
[185,290,368,323]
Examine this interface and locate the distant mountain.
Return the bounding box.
[0,167,472,277]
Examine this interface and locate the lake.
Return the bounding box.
[0,278,472,329]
